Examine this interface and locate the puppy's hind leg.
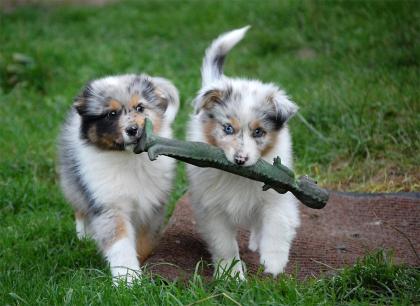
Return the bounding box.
[196,212,245,280]
[89,209,140,286]
[259,193,300,277]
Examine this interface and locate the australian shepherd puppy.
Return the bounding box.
[187,27,300,279]
[58,74,179,285]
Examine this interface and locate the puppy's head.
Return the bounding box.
[74,74,179,151]
[194,79,297,166]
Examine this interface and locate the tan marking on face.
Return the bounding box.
[90,124,123,150]
[136,225,159,263]
[108,99,122,111]
[135,112,162,134]
[203,119,217,146]
[129,95,140,109]
[133,114,145,128]
[100,134,119,149]
[229,116,241,132]
[250,119,262,131]
[151,115,162,133]
[261,131,278,157]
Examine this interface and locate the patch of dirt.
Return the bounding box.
[145,192,420,280]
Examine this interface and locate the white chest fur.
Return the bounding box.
[73,130,175,220]
[187,116,294,226]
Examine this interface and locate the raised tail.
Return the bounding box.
[201,26,250,86]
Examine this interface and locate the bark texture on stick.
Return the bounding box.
[134,119,329,209]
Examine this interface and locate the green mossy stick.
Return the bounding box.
[134,119,329,209]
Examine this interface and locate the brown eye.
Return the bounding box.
[107,111,118,119]
[136,104,144,112]
[253,128,266,138]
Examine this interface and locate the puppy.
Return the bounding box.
[58,74,179,284]
[186,27,300,279]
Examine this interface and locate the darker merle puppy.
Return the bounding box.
[58,74,179,285]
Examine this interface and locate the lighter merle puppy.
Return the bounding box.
[58,74,179,285]
[187,27,300,279]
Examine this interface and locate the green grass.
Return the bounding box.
[0,0,419,304]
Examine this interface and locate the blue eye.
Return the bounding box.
[253,128,265,138]
[223,124,234,135]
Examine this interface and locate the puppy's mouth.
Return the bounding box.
[123,129,144,146]
[125,138,140,145]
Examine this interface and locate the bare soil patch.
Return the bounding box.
[146,193,420,280]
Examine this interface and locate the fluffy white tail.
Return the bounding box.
[201,26,250,86]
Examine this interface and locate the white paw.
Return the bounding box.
[76,230,89,240]
[260,252,288,277]
[215,259,246,280]
[234,263,246,281]
[111,266,142,286]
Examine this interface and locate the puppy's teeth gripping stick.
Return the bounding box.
[134,119,329,209]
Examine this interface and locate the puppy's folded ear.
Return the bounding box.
[194,88,226,114]
[73,83,93,116]
[151,77,180,123]
[266,90,299,130]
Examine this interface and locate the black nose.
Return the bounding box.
[234,155,248,165]
[125,125,138,137]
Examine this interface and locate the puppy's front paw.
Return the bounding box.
[260,252,288,277]
[111,267,142,287]
[215,259,246,281]
[76,230,88,240]
[75,219,89,240]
